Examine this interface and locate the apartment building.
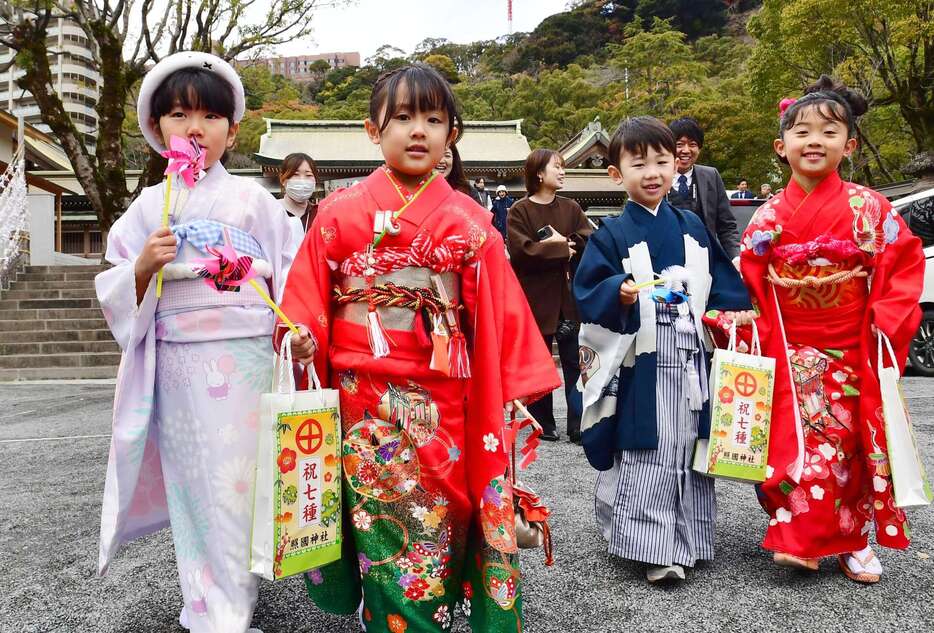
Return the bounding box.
[237,51,361,82]
[0,15,101,149]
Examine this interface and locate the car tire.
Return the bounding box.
[908,309,934,377]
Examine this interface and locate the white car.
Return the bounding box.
[894,187,934,376]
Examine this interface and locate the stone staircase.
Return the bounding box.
[0,265,120,381]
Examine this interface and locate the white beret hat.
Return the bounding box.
[496,184,507,193]
[136,51,245,152]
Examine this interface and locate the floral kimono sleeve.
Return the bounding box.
[95,190,160,351]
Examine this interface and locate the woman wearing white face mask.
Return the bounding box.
[278,152,319,240]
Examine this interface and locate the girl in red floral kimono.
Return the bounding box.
[277,64,560,631]
[736,76,924,583]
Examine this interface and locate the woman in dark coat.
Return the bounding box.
[507,148,592,441]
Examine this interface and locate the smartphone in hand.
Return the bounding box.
[536,225,554,240]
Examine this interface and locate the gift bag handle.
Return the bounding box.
[727,319,762,356]
[275,331,325,394]
[306,361,323,393]
[275,331,297,394]
[877,330,900,379]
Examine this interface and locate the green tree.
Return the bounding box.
[516,9,619,70]
[453,78,513,121]
[240,65,278,110]
[318,86,371,120]
[495,0,732,76]
[748,0,933,183]
[414,37,488,77]
[0,0,342,230]
[423,54,460,83]
[366,44,408,71]
[694,35,752,79]
[457,65,605,149]
[240,65,301,110]
[606,19,707,113]
[677,79,782,190]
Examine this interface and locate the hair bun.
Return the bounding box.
[805,74,868,118]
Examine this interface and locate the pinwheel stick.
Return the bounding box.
[632,277,668,291]
[155,175,173,298]
[247,278,300,335]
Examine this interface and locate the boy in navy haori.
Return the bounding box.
[573,117,752,583]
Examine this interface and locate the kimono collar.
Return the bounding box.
[632,199,662,216]
[363,166,453,229]
[624,199,662,221]
[781,170,843,212]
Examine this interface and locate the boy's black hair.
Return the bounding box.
[608,116,677,168]
[369,64,463,143]
[779,74,867,139]
[668,117,704,148]
[150,68,236,124]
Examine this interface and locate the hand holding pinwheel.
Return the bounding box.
[156,136,205,298]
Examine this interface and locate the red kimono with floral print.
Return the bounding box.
[739,172,924,558]
[277,167,559,632]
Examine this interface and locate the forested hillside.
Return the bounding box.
[229,0,924,190]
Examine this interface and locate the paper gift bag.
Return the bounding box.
[878,332,933,508]
[694,321,775,483]
[251,333,342,580]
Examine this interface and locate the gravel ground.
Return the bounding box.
[1,379,933,633]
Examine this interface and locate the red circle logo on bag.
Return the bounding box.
[735,372,758,397]
[295,418,324,454]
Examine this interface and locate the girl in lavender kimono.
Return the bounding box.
[95,52,295,633]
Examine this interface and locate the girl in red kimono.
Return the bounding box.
[738,76,924,583]
[278,64,560,631]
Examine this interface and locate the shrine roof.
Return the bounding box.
[254,119,531,167]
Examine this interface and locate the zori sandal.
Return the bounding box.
[838,548,882,584]
[773,552,820,571]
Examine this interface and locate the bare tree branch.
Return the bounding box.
[856,121,896,183]
[108,0,126,30]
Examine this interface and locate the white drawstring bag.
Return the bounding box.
[250,332,343,580]
[694,320,775,483]
[877,332,933,508]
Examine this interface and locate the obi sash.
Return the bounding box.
[158,220,271,313]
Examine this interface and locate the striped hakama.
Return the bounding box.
[595,303,716,567]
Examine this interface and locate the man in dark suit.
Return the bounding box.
[666,117,740,258]
[731,179,755,199]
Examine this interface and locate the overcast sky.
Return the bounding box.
[276,0,571,60]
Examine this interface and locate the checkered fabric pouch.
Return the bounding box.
[172,219,266,259]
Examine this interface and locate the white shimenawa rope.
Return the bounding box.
[0,144,28,284]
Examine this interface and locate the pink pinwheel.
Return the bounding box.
[194,228,258,292]
[161,135,205,188]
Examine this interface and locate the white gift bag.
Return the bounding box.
[877,332,933,508]
[694,321,775,483]
[250,333,342,580]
